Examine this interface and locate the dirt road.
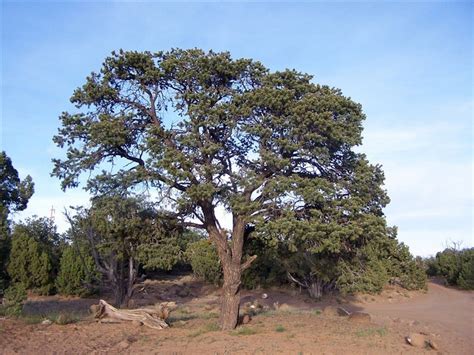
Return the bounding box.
[359,281,474,353]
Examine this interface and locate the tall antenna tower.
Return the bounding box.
[50,205,55,222]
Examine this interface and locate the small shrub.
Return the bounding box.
[312,308,322,315]
[275,325,286,332]
[231,326,257,336]
[205,322,220,331]
[186,322,219,337]
[3,283,27,316]
[185,239,222,284]
[55,312,79,325]
[355,327,387,337]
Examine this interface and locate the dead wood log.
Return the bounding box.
[94,299,176,330]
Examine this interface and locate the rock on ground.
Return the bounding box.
[405,333,427,348]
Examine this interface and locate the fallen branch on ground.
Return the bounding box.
[93,299,177,330]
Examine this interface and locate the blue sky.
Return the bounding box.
[1,1,472,256]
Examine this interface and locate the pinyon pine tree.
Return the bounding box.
[53,49,392,329]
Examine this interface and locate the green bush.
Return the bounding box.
[457,249,474,290]
[398,258,427,290]
[337,258,389,294]
[424,247,473,290]
[3,283,27,316]
[56,244,99,296]
[386,244,427,290]
[0,226,10,296]
[241,237,286,289]
[435,249,461,285]
[185,239,222,284]
[7,229,54,295]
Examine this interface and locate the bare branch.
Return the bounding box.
[241,254,257,272]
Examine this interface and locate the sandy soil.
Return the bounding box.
[358,281,474,354]
[0,277,472,354]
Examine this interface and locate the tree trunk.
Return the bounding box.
[308,280,323,299]
[111,269,125,308]
[124,256,137,308]
[204,208,255,330]
[220,262,241,330]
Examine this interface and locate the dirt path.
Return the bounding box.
[358,282,474,353]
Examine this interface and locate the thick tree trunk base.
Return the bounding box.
[220,289,241,330]
[93,300,176,330]
[308,282,323,300]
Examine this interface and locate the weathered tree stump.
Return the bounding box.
[93,299,176,330]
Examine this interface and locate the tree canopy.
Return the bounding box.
[1,152,34,217]
[0,151,34,293]
[53,48,391,329]
[7,217,60,295]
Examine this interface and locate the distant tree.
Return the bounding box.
[66,195,184,307]
[8,230,53,295]
[0,151,34,293]
[53,49,387,329]
[427,246,474,289]
[0,151,34,217]
[17,216,63,273]
[434,248,461,285]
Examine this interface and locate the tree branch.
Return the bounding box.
[181,221,206,229]
[241,255,257,272]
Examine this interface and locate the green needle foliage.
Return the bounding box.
[185,239,222,285]
[7,217,60,295]
[0,152,34,215]
[56,243,99,296]
[457,250,474,290]
[51,48,421,328]
[3,282,27,316]
[0,152,34,294]
[426,246,474,289]
[66,195,186,307]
